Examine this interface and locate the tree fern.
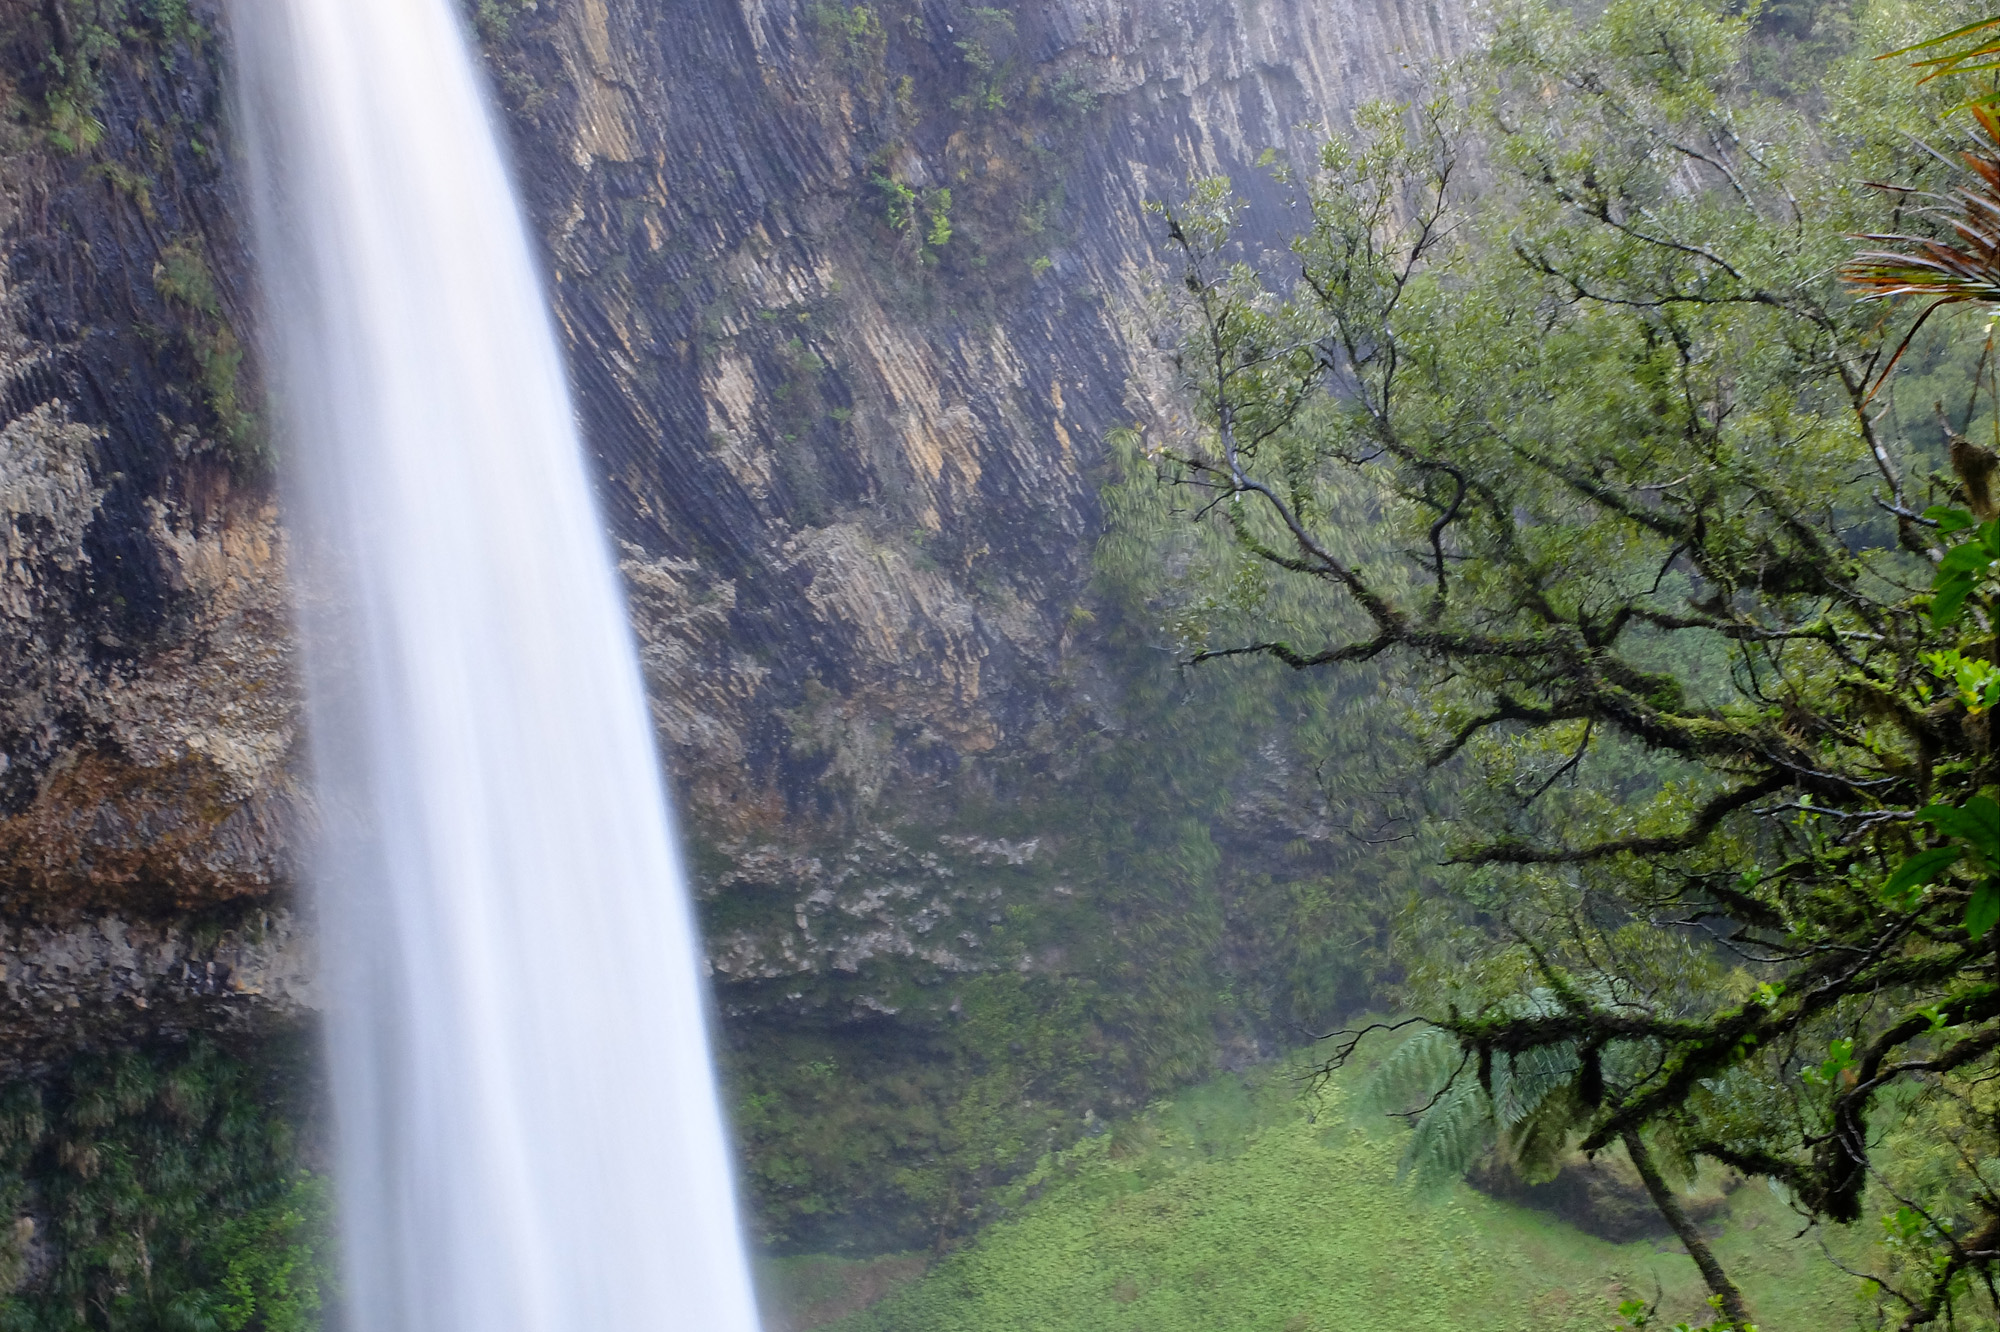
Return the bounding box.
[1402,1076,1498,1190]
[1358,1029,1468,1122]
[1361,998,1651,1192]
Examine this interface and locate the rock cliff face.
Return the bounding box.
[0,1,297,929]
[0,908,314,1071]
[0,0,1464,1244]
[502,0,1464,826]
[0,0,1463,999]
[474,0,1467,990]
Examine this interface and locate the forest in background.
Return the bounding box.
[1115,0,2000,1323]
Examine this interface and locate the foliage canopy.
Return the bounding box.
[1138,0,2000,1325]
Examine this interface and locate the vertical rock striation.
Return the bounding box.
[467,0,1466,980]
[0,2,299,927]
[0,0,1470,1034]
[0,0,1469,1244]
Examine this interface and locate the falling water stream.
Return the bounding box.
[230,1,763,1328]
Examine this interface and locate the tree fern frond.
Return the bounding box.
[1403,1077,1498,1192]
[1492,1043,1579,1129]
[1363,1018,1642,1194]
[1358,1027,1467,1119]
[1505,1083,1583,1185]
[1358,1027,1499,1192]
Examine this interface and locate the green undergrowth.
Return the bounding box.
[716,628,1412,1253]
[0,1038,333,1332]
[819,1063,1878,1332]
[724,975,1104,1253]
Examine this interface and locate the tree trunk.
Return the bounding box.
[1621,1129,1754,1329]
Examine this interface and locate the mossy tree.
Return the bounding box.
[1137,0,2000,1325]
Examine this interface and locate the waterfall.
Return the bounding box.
[229,2,763,1329]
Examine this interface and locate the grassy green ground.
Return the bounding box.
[767,1062,1880,1332]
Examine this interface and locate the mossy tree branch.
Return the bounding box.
[1139,2,2000,1323]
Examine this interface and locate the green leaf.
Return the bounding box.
[1927,505,1978,533]
[1884,846,1961,903]
[1933,572,1978,628]
[1886,13,2000,57]
[1937,543,1994,575]
[1810,1036,1857,1085]
[1921,797,2000,860]
[1969,880,2000,939]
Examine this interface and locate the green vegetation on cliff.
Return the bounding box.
[804,0,1101,296]
[17,0,264,470]
[715,463,1415,1251]
[0,1040,332,1332]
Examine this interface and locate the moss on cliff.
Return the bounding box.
[13,0,263,473]
[804,0,1102,304]
[0,1037,331,1332]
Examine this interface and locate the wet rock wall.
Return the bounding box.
[0,2,1463,1234]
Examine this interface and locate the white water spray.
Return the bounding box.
[230,3,763,1329]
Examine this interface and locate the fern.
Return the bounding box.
[1361,1000,1656,1191]
[1506,1083,1583,1184]
[1402,1078,1498,1190]
[1491,1044,1579,1130]
[1358,1029,1466,1120]
[1360,1029,1509,1191]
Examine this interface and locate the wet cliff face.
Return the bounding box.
[0,0,296,925]
[0,0,1462,1032]
[471,0,1464,986]
[9,0,1456,911]
[0,0,1463,1249]
[462,0,1463,1244]
[487,0,1463,831]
